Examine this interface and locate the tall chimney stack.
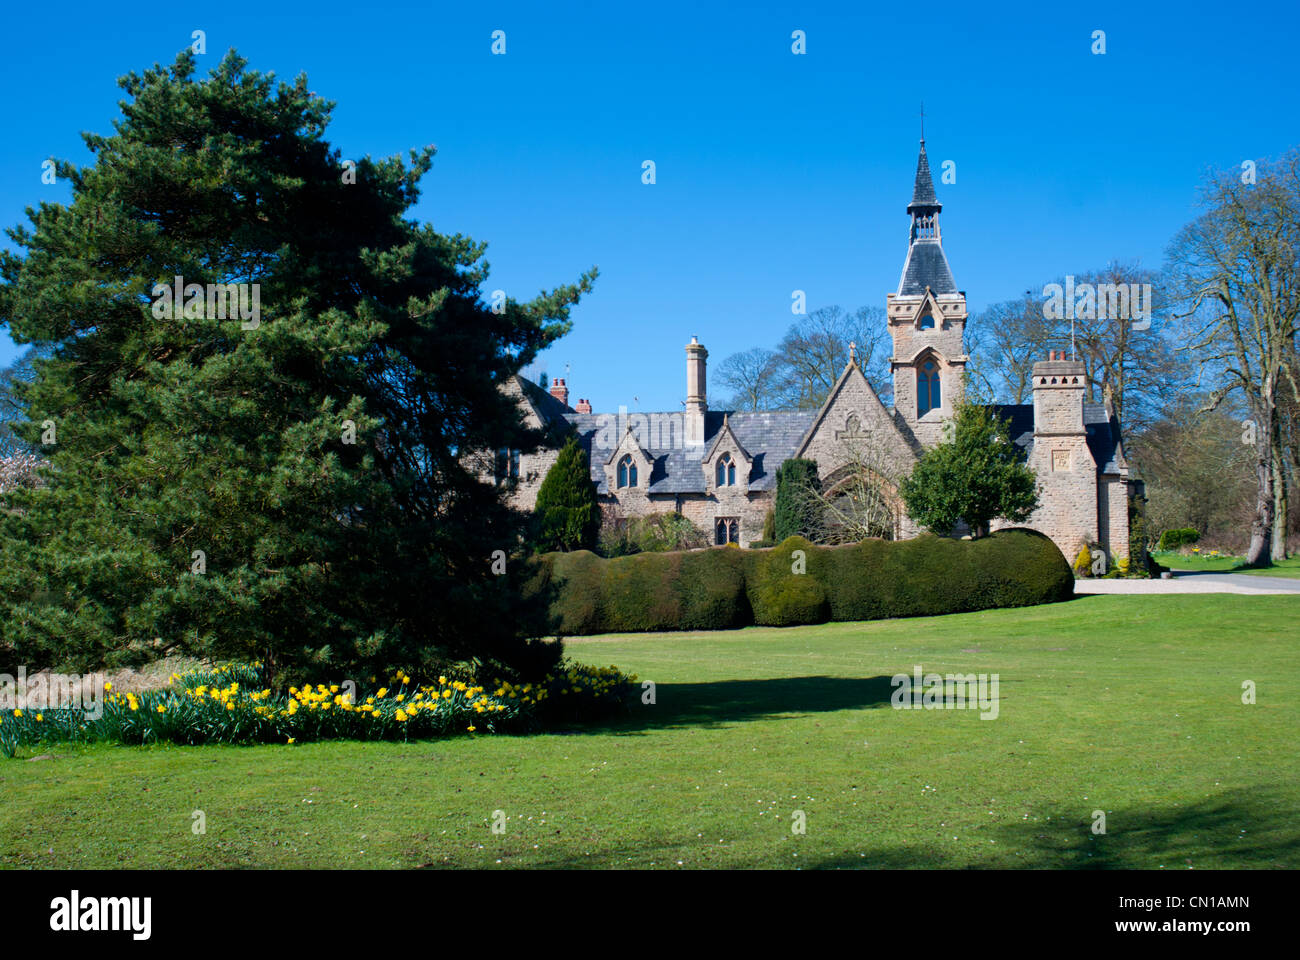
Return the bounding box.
[575,398,592,414]
[549,377,569,407]
[685,336,708,446]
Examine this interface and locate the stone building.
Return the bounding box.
[490,139,1135,567]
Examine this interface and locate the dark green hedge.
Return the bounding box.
[1157,527,1200,551]
[523,528,1073,635]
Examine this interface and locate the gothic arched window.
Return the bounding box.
[714,517,739,545]
[617,455,637,488]
[919,313,935,330]
[715,452,736,487]
[918,360,941,416]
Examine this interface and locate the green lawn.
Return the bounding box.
[1154,551,1300,578]
[3,594,1297,869]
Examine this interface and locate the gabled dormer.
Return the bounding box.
[604,425,653,494]
[701,413,753,494]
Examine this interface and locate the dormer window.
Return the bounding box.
[919,313,935,330]
[617,455,638,488]
[715,452,736,487]
[918,359,941,416]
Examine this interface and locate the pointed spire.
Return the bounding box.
[897,133,957,297]
[908,139,940,213]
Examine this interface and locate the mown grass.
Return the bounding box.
[2,594,1296,869]
[1154,551,1300,578]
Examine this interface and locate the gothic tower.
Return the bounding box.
[886,138,968,448]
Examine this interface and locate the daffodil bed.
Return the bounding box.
[0,660,636,755]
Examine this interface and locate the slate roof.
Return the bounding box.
[543,404,817,496]
[908,140,940,212]
[515,371,1126,495]
[989,402,1124,474]
[898,240,958,296]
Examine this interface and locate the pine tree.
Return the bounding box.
[899,403,1039,538]
[534,436,600,552]
[0,50,595,679]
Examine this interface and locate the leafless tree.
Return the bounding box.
[1166,150,1300,564]
[715,347,779,411]
[715,305,892,412]
[806,436,906,543]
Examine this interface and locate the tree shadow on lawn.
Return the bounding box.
[804,786,1299,869]
[587,675,905,735]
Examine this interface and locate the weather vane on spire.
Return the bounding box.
[920,101,925,141]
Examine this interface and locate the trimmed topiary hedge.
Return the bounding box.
[523,528,1073,635]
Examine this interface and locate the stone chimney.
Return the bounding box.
[685,336,708,447]
[1029,350,1098,561]
[575,398,592,414]
[549,377,569,407]
[1032,352,1086,436]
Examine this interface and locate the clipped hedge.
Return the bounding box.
[1158,527,1201,551]
[524,528,1073,635]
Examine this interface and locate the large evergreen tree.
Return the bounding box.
[774,458,821,541]
[900,403,1039,538]
[533,436,600,553]
[0,50,594,679]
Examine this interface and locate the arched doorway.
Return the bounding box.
[817,463,903,542]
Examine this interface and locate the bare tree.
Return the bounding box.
[715,347,779,411]
[716,305,892,413]
[969,264,1184,435]
[966,290,1047,404]
[1127,397,1257,552]
[770,305,891,409]
[1166,151,1300,564]
[806,436,906,543]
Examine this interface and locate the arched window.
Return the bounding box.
[617,455,637,488]
[918,360,941,416]
[919,313,935,330]
[715,517,739,545]
[715,452,736,487]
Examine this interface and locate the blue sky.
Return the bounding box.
[2,0,1296,411]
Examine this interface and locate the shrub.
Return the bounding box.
[774,459,821,541]
[532,528,1072,635]
[900,403,1038,538]
[1074,543,1092,576]
[745,537,830,626]
[595,513,706,557]
[1158,527,1201,551]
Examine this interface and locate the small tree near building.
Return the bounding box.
[774,458,821,541]
[900,403,1039,538]
[534,436,600,552]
